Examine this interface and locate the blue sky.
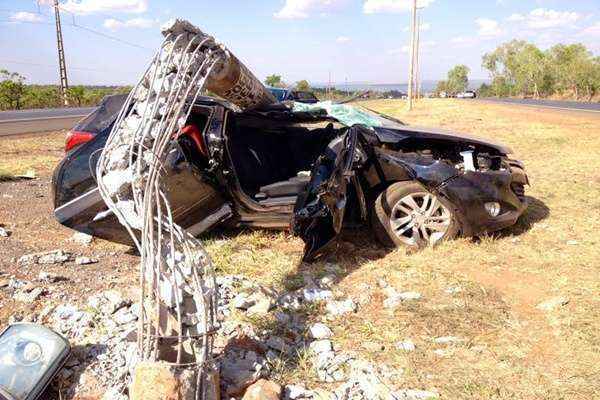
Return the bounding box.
[1,0,599,86]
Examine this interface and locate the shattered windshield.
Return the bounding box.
[292,101,383,128]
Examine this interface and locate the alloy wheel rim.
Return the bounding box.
[390,192,452,246]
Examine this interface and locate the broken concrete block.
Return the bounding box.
[242,379,282,400]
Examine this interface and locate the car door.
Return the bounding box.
[53,104,228,244]
[292,126,359,261]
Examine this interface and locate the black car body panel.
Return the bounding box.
[52,95,529,260]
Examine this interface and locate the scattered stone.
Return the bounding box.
[303,287,333,302]
[309,323,333,340]
[393,389,439,399]
[19,250,71,265]
[396,340,416,352]
[15,286,46,302]
[233,293,255,310]
[433,336,463,345]
[537,296,569,311]
[88,290,130,314]
[274,311,291,325]
[309,339,333,354]
[444,286,462,295]
[318,274,337,288]
[398,291,422,300]
[71,232,94,246]
[221,355,266,396]
[38,271,66,283]
[326,299,357,316]
[0,227,10,237]
[247,296,274,315]
[285,384,313,399]
[266,336,288,353]
[75,256,98,265]
[242,379,282,400]
[383,290,422,309]
[433,349,449,357]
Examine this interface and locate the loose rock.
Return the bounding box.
[537,296,569,311]
[75,256,98,265]
[19,250,71,265]
[309,323,333,340]
[242,379,282,400]
[326,299,357,316]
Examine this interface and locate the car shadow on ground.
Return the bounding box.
[490,195,550,238]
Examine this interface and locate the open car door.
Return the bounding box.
[292,126,359,261]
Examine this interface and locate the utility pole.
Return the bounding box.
[53,0,69,106]
[415,11,422,100]
[407,0,417,111]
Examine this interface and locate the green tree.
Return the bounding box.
[447,65,470,93]
[67,85,86,106]
[0,69,26,110]
[295,80,310,91]
[435,80,449,96]
[265,74,284,88]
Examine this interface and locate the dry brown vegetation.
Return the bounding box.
[1,100,599,399]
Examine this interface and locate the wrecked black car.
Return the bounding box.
[52,95,528,261]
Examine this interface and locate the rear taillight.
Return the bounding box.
[65,131,95,152]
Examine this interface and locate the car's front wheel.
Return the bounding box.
[372,181,459,249]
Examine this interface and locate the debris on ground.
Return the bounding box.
[536,296,569,311]
[70,232,94,246]
[18,250,71,266]
[75,256,98,265]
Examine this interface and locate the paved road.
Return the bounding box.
[0,106,96,137]
[478,97,600,113]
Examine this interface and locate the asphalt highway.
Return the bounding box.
[477,97,600,113]
[0,106,96,137]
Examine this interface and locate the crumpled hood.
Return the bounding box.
[373,125,513,155]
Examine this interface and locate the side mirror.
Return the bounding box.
[0,324,71,400]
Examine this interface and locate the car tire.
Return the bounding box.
[371,181,459,249]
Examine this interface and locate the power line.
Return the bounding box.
[0,9,153,52]
[0,58,140,73]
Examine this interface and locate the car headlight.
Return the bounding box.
[0,324,71,400]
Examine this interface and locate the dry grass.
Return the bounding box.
[2,102,598,398]
[0,132,66,179]
[204,99,600,399]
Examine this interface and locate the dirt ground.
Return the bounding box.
[1,99,599,399]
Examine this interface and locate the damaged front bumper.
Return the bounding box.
[438,159,529,236]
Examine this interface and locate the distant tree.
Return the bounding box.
[265,74,284,88]
[67,85,86,106]
[23,86,61,109]
[0,69,26,110]
[435,80,449,95]
[295,80,310,91]
[447,65,470,94]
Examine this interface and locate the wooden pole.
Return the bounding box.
[407,0,417,110]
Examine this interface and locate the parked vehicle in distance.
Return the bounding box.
[52,95,529,261]
[456,91,477,99]
[267,87,320,103]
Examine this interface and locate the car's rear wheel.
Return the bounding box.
[372,181,459,249]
